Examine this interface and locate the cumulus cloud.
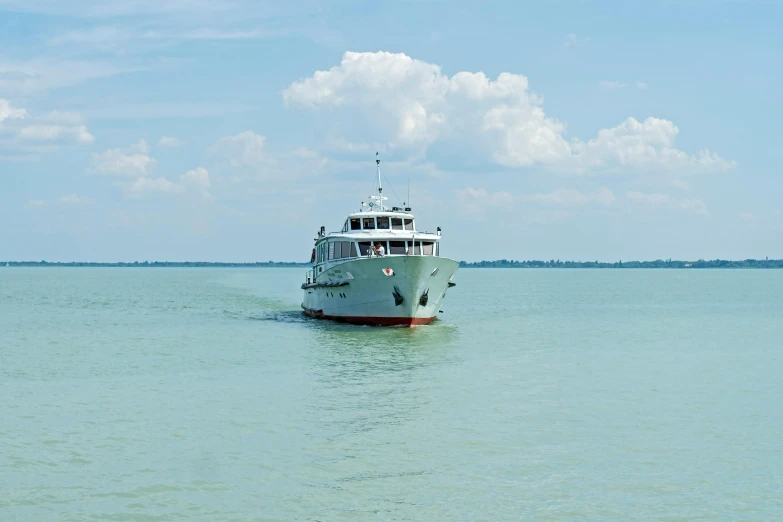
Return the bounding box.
[180,166,212,199]
[569,117,736,172]
[1,99,95,148]
[209,130,266,167]
[284,51,734,173]
[627,191,708,215]
[159,136,185,147]
[92,140,156,177]
[0,99,28,123]
[180,166,209,187]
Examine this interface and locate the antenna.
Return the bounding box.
[376,152,382,199]
[369,152,388,211]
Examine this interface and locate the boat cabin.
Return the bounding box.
[307,208,442,280]
[304,153,443,284]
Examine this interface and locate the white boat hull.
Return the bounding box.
[302,256,458,326]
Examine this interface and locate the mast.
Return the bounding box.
[376,152,383,209]
[368,152,388,211]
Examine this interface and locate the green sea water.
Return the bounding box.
[1,267,782,521]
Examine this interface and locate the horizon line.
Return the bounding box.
[2,258,782,267]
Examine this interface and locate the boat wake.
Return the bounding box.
[245,310,308,323]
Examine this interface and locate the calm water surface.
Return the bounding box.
[1,268,782,521]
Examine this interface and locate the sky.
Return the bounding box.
[1,0,781,262]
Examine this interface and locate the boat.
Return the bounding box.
[301,154,458,326]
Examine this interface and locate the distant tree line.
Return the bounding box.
[1,261,310,268]
[458,258,783,269]
[3,259,783,268]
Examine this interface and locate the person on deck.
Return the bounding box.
[371,242,385,257]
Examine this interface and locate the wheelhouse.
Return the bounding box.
[342,213,415,232]
[309,208,443,278]
[305,152,444,283]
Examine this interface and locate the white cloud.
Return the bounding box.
[158,136,185,147]
[519,188,615,207]
[1,99,95,150]
[570,117,736,173]
[92,140,156,177]
[124,176,183,198]
[58,193,95,206]
[672,179,690,190]
[0,99,27,123]
[209,130,266,167]
[627,191,708,215]
[636,81,648,90]
[284,52,734,174]
[18,124,95,143]
[180,166,210,187]
[180,166,212,199]
[26,199,46,208]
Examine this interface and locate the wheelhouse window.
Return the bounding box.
[389,241,406,255]
[422,242,434,256]
[350,242,357,257]
[328,242,335,260]
[350,218,361,230]
[391,217,403,230]
[377,216,390,229]
[362,217,376,230]
[341,241,354,258]
[412,241,421,255]
[358,242,372,256]
[404,218,414,230]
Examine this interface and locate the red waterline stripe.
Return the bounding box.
[302,307,435,326]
